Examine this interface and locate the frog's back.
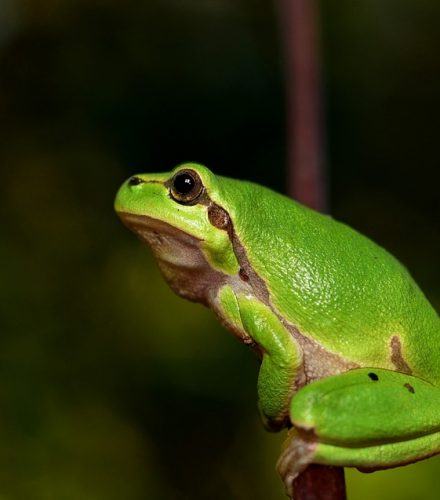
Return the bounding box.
[215,176,440,384]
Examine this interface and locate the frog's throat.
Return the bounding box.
[117,212,228,304]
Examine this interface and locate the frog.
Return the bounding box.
[114,163,440,497]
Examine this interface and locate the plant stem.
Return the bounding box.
[277,0,327,212]
[293,465,346,500]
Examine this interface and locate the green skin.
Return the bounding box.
[115,163,440,497]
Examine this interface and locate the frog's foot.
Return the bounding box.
[277,368,440,498]
[277,427,317,496]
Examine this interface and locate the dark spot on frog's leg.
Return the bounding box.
[390,335,412,375]
[239,268,249,282]
[368,372,379,381]
[404,383,415,394]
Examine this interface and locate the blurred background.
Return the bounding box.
[1,1,439,499]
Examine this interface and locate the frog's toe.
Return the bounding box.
[276,428,317,497]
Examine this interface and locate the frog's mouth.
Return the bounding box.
[117,211,203,265]
[117,212,227,303]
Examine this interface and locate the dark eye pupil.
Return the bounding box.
[173,173,195,194]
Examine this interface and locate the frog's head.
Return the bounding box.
[115,163,240,302]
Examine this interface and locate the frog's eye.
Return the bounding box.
[170,169,204,204]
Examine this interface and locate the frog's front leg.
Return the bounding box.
[278,367,440,498]
[216,285,302,430]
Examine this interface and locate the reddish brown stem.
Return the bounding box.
[292,465,346,500]
[278,0,327,212]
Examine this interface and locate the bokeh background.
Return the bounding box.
[1,1,439,499]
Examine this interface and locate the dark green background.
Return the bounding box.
[1,1,439,498]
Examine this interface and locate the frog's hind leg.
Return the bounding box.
[278,368,440,497]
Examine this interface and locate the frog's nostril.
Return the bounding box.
[128,176,144,186]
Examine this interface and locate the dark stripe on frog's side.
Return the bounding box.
[208,203,270,305]
[390,335,412,375]
[207,201,359,386]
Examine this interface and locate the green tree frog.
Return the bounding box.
[115,163,440,496]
